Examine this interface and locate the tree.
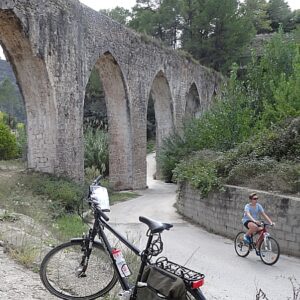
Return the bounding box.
[243,0,272,33]
[129,0,182,48]
[84,68,107,129]
[157,0,182,48]
[180,0,255,72]
[130,0,165,40]
[100,7,132,25]
[0,77,25,124]
[267,0,293,31]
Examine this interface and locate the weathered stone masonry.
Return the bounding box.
[0,0,221,189]
[177,183,300,257]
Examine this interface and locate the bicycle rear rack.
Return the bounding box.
[155,257,205,283]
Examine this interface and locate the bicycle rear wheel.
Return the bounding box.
[259,237,280,265]
[234,232,250,257]
[40,240,118,300]
[186,286,206,300]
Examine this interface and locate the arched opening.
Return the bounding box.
[0,45,25,126]
[0,10,56,172]
[185,83,201,119]
[147,71,174,179]
[84,52,132,190]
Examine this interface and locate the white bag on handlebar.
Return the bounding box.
[91,186,110,212]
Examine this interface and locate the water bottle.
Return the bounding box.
[112,248,131,277]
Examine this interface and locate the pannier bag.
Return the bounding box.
[136,265,187,300]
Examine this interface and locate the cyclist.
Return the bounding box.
[242,192,274,244]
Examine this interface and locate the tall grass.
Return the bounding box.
[84,126,109,176]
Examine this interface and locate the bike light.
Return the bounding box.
[192,278,204,289]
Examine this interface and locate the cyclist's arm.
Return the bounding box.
[261,211,273,225]
[245,211,258,223]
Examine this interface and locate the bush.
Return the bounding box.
[84,126,108,176]
[0,123,18,160]
[226,157,277,184]
[16,123,27,159]
[156,133,186,182]
[173,154,222,196]
[21,172,85,217]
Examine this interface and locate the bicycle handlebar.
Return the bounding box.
[92,175,102,185]
[259,221,274,227]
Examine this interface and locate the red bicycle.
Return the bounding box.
[234,222,280,265]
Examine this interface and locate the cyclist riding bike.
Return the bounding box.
[242,192,274,245]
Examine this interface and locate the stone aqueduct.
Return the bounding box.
[0,0,221,189]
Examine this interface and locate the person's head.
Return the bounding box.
[249,192,258,203]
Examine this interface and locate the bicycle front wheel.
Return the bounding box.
[259,237,280,265]
[40,240,118,300]
[234,232,250,257]
[186,286,206,300]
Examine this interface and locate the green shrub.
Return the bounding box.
[16,123,27,159]
[21,172,85,217]
[226,157,277,185]
[147,138,155,154]
[173,155,222,196]
[84,126,108,176]
[0,123,18,160]
[157,133,186,182]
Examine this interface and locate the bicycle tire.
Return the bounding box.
[259,237,280,265]
[40,240,118,300]
[186,286,206,300]
[234,232,250,257]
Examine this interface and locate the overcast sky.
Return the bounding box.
[0,0,299,60]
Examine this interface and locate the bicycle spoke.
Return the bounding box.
[234,232,250,257]
[259,237,280,265]
[40,241,117,299]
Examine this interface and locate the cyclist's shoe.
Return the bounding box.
[243,234,251,244]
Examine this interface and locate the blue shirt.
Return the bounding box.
[242,203,264,224]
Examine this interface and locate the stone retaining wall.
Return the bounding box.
[177,183,300,257]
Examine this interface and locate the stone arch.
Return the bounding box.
[149,70,174,172]
[0,10,56,172]
[185,82,201,119]
[90,52,132,190]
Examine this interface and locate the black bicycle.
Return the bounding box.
[40,176,206,299]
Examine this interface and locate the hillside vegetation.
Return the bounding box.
[158,31,300,196]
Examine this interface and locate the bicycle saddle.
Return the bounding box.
[139,216,173,233]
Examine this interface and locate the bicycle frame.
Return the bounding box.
[252,224,270,250]
[78,208,157,299]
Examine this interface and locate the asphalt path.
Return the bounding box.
[108,153,300,300]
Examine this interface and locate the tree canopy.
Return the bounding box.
[102,0,300,73]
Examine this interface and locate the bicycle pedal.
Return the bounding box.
[118,290,131,300]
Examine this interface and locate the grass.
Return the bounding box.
[0,159,24,170]
[7,244,39,269]
[147,139,155,154]
[109,191,140,204]
[53,214,88,241]
[0,210,19,222]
